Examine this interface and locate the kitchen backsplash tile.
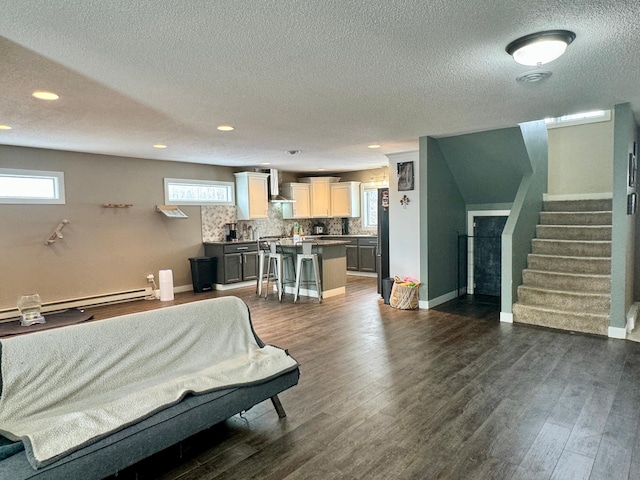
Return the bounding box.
[201,204,374,242]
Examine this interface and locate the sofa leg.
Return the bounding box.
[270,395,286,418]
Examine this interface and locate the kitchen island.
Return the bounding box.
[203,238,349,299]
[276,238,349,299]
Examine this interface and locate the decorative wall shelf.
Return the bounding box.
[157,205,188,219]
[45,219,70,246]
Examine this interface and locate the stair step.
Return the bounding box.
[536,225,612,241]
[543,199,612,212]
[513,303,609,336]
[527,254,611,275]
[517,285,610,312]
[522,269,611,293]
[539,211,612,226]
[531,239,611,257]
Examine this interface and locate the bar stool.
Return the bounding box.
[255,238,273,297]
[264,240,296,301]
[294,241,322,303]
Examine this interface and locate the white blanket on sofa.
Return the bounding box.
[0,296,298,469]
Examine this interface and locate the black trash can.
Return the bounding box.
[189,257,217,293]
[382,277,394,305]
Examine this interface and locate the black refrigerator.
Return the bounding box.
[376,188,390,294]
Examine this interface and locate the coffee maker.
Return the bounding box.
[224,223,237,242]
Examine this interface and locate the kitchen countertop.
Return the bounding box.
[204,234,376,246]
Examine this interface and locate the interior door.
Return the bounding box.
[473,216,507,296]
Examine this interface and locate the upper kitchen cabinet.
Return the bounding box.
[234,172,269,220]
[281,182,311,219]
[330,181,361,218]
[299,177,339,218]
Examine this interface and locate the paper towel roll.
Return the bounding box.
[159,269,174,301]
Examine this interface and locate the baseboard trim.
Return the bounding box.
[500,312,514,323]
[425,290,457,309]
[543,193,613,201]
[608,326,627,339]
[627,303,639,333]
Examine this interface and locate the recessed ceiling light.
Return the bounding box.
[32,90,60,100]
[368,144,381,149]
[285,150,301,155]
[217,125,234,131]
[317,168,326,171]
[0,125,12,130]
[506,30,576,66]
[261,162,271,165]
[153,144,168,149]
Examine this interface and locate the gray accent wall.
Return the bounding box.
[501,121,548,315]
[421,136,466,301]
[420,126,543,306]
[611,103,637,329]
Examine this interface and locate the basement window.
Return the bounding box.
[0,168,65,204]
[164,178,235,205]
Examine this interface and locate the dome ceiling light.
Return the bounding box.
[506,30,576,67]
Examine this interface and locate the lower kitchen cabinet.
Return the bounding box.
[204,242,258,284]
[346,240,359,271]
[357,237,378,272]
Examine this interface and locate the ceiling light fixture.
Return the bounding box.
[506,30,575,66]
[285,150,301,155]
[153,144,167,149]
[217,125,234,131]
[0,125,12,130]
[368,144,381,149]
[32,90,60,101]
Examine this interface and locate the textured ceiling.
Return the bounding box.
[0,1,638,172]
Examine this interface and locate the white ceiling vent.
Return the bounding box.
[516,70,552,84]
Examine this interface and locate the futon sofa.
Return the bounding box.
[0,296,299,480]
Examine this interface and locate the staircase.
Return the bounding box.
[512,199,612,336]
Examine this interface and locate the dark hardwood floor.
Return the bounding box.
[93,277,640,480]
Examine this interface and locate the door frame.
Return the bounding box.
[467,210,510,294]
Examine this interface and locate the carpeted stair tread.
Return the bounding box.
[536,225,612,241]
[527,254,611,274]
[517,285,610,312]
[513,303,609,336]
[543,199,612,212]
[539,211,612,226]
[522,269,611,293]
[531,239,611,257]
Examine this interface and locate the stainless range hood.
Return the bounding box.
[268,169,296,203]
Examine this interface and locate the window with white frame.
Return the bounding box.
[361,185,378,229]
[164,178,235,205]
[0,168,65,204]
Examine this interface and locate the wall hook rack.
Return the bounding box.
[102,203,133,208]
[400,195,411,208]
[45,219,70,246]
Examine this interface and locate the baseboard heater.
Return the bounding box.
[0,287,152,322]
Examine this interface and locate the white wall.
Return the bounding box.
[547,119,614,196]
[386,151,421,282]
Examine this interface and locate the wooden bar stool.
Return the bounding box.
[264,240,296,302]
[294,241,322,303]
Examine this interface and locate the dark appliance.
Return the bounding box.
[224,223,237,242]
[312,222,327,235]
[376,188,390,294]
[341,217,349,235]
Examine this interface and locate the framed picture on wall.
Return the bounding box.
[397,161,414,191]
[629,152,637,188]
[628,192,637,215]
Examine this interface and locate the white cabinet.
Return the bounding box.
[281,183,311,219]
[330,181,361,217]
[234,172,269,220]
[299,177,339,218]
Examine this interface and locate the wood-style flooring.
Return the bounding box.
[93,277,640,480]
